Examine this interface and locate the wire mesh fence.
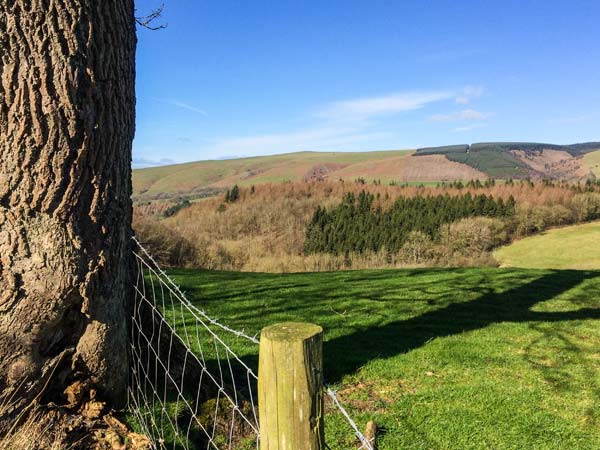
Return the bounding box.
[129,237,374,450]
[130,240,260,449]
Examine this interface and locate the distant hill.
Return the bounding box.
[133,143,600,201]
[416,142,600,179]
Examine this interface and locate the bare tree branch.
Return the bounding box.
[135,3,167,30]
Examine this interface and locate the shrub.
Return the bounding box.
[133,214,197,267]
[570,193,600,222]
[163,199,191,217]
[398,231,437,264]
[513,205,549,237]
[441,217,508,254]
[512,203,580,237]
[225,185,240,203]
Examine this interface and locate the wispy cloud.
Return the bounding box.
[169,100,208,115]
[132,156,177,169]
[316,90,454,121]
[455,85,484,104]
[203,86,484,158]
[452,123,488,133]
[216,154,245,160]
[429,109,491,122]
[150,97,208,115]
[207,126,396,157]
[176,136,193,145]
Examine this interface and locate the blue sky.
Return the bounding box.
[133,0,600,167]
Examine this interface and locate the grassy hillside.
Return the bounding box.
[133,142,600,201]
[161,267,600,449]
[583,149,600,176]
[494,221,600,269]
[133,150,412,200]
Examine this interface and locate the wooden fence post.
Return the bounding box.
[258,322,324,450]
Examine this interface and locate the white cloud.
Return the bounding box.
[206,126,396,158]
[132,156,177,169]
[317,90,454,121]
[452,123,488,133]
[463,85,484,97]
[429,109,491,122]
[455,85,484,104]
[198,86,486,159]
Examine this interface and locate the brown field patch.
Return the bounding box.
[332,154,487,181]
[511,149,593,180]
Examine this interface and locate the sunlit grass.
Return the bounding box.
[582,149,600,177]
[494,221,600,269]
[159,267,600,449]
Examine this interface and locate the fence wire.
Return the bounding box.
[129,239,260,449]
[129,237,374,450]
[325,388,375,450]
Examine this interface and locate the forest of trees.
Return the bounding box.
[305,191,515,255]
[133,180,600,272]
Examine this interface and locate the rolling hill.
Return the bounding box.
[416,142,600,179]
[133,142,600,200]
[133,150,408,200]
[583,149,600,177]
[494,221,600,270]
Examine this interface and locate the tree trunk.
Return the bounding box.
[0,0,136,417]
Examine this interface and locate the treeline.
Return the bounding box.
[305,191,515,255]
[440,177,600,191]
[133,180,600,272]
[417,141,600,156]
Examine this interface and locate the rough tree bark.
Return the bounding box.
[0,0,136,418]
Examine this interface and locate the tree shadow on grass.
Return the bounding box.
[143,268,600,448]
[167,268,600,390]
[323,270,600,383]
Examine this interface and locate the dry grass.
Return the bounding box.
[333,153,487,182]
[132,150,412,200]
[0,418,64,450]
[0,399,65,450]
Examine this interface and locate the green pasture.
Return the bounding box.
[583,149,600,177]
[154,267,600,449]
[494,221,600,270]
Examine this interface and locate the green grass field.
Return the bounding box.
[162,267,600,449]
[583,149,600,177]
[494,221,600,270]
